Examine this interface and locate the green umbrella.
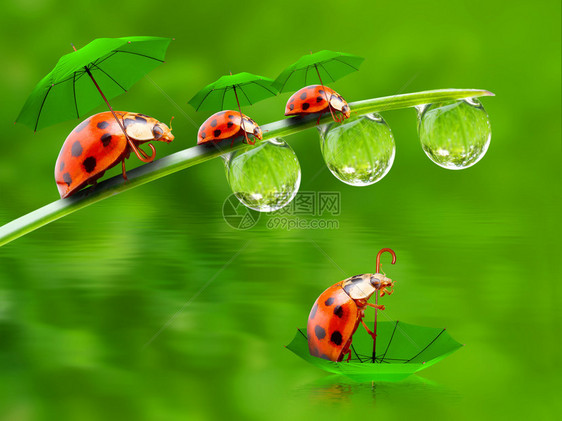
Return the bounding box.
[188,72,277,111]
[286,321,463,382]
[272,49,365,93]
[188,72,277,144]
[16,36,173,162]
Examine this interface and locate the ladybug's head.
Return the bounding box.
[151,118,174,143]
[370,274,394,297]
[124,113,174,143]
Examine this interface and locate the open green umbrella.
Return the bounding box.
[188,72,277,111]
[188,72,277,144]
[16,36,173,162]
[272,50,364,93]
[286,321,463,382]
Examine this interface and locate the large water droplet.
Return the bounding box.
[224,138,301,212]
[417,98,491,170]
[319,114,395,186]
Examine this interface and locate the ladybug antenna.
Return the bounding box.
[376,248,396,273]
[169,116,174,130]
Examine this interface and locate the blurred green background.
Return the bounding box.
[0,0,560,419]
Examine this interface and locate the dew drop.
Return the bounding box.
[319,113,395,186]
[224,138,301,212]
[417,98,491,170]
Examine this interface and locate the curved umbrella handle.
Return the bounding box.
[376,248,396,273]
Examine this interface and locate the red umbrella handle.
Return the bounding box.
[376,248,396,273]
[373,248,396,362]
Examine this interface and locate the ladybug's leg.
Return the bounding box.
[360,319,377,340]
[121,159,128,181]
[367,303,385,311]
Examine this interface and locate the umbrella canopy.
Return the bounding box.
[273,50,364,93]
[187,72,278,112]
[286,321,463,382]
[16,36,172,131]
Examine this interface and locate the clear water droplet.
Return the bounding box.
[418,98,491,170]
[319,113,395,186]
[224,138,301,212]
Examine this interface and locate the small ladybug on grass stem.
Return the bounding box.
[285,85,350,124]
[55,111,173,198]
[307,248,396,362]
[197,110,262,147]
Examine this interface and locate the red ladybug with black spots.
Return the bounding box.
[55,111,173,199]
[307,272,395,362]
[197,110,262,146]
[285,85,350,124]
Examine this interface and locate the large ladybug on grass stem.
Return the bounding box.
[55,111,174,198]
[307,248,396,362]
[285,85,350,124]
[197,110,262,146]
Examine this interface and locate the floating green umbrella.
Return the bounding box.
[16,36,173,162]
[272,50,364,93]
[286,321,463,382]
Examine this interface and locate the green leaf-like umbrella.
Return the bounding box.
[286,321,463,382]
[188,72,277,144]
[16,36,173,162]
[273,50,365,93]
[188,72,278,112]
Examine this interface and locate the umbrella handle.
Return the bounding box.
[376,248,396,273]
[129,140,156,163]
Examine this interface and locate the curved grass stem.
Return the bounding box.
[0,88,494,247]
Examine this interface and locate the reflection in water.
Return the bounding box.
[296,374,459,406]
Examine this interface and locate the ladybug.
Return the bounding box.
[307,249,396,362]
[285,85,351,123]
[55,111,174,199]
[197,110,262,146]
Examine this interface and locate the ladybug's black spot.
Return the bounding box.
[227,122,234,128]
[210,119,218,127]
[71,141,83,157]
[124,118,135,127]
[289,104,294,111]
[63,172,72,186]
[213,129,221,137]
[101,133,112,147]
[315,325,326,340]
[316,96,324,103]
[201,132,206,139]
[324,297,335,306]
[309,346,319,357]
[74,119,90,133]
[82,156,96,173]
[228,114,235,120]
[302,103,310,111]
[135,116,147,124]
[310,303,318,319]
[300,92,307,100]
[96,121,109,130]
[330,331,343,346]
[318,90,325,95]
[59,161,65,172]
[289,97,294,103]
[333,305,344,318]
